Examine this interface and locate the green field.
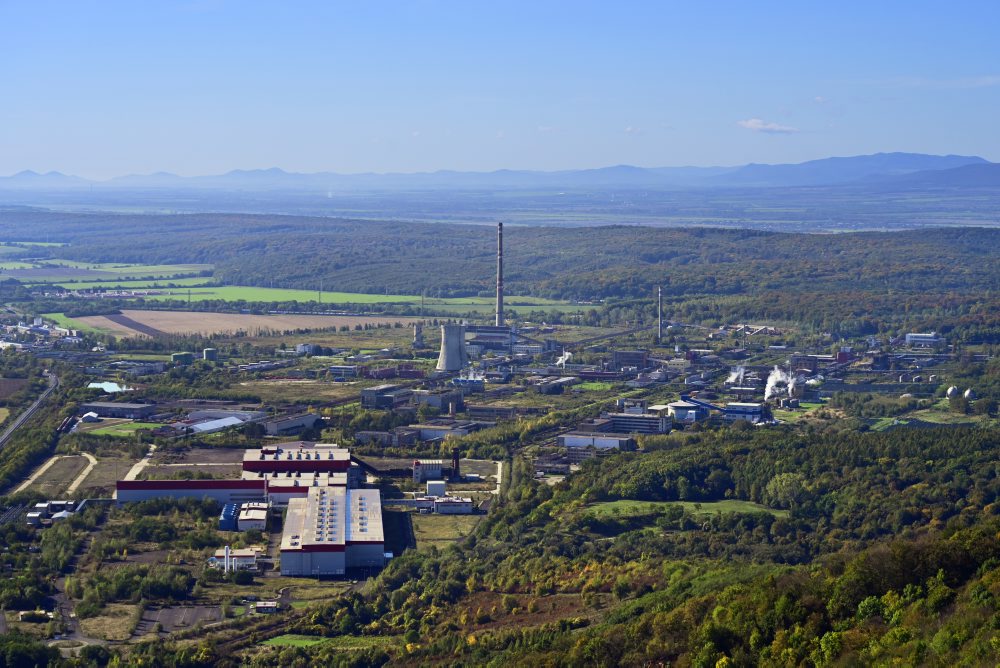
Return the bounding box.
[261,634,395,649]
[4,260,211,283]
[261,634,329,648]
[589,499,788,518]
[53,277,213,291]
[117,284,569,306]
[576,381,614,391]
[41,312,118,335]
[87,422,161,437]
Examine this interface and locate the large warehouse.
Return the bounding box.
[280,486,385,576]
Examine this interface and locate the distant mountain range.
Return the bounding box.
[1,153,995,191]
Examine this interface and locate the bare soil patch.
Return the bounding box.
[77,309,417,337]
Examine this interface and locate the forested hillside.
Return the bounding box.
[170,424,1000,667]
[0,211,998,301]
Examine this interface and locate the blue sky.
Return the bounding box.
[3,1,999,178]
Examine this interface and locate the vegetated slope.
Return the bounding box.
[223,426,1000,667]
[0,211,998,302]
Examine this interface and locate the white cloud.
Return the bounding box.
[737,118,799,134]
[814,96,828,103]
[624,126,643,135]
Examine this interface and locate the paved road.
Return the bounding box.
[0,371,58,451]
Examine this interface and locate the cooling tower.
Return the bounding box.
[436,324,467,371]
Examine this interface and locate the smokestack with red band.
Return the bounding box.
[496,222,504,327]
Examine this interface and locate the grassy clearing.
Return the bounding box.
[30,456,89,497]
[589,499,788,518]
[78,603,140,641]
[85,421,161,437]
[0,407,9,424]
[261,634,330,647]
[411,513,483,552]
[576,381,614,391]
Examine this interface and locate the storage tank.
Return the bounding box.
[171,352,195,365]
[946,386,959,399]
[203,348,218,361]
[436,324,467,372]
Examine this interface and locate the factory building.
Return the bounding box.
[117,479,267,505]
[557,432,636,451]
[666,400,709,423]
[612,350,649,370]
[242,443,352,474]
[905,332,944,347]
[723,403,768,423]
[279,487,385,576]
[360,384,414,410]
[263,413,321,436]
[80,402,157,419]
[412,459,444,482]
[434,497,474,514]
[238,502,269,531]
[600,412,671,434]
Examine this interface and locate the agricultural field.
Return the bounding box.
[262,634,395,649]
[92,283,569,307]
[66,309,420,338]
[54,276,213,291]
[1,259,211,283]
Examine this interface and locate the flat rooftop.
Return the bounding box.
[281,487,383,551]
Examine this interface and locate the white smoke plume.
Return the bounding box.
[726,366,746,384]
[556,351,573,367]
[764,365,797,401]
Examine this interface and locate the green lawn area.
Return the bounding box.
[87,421,161,437]
[262,634,396,649]
[576,381,614,391]
[261,634,330,648]
[589,499,788,518]
[0,407,9,424]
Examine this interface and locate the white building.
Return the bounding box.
[238,503,268,531]
[209,547,260,571]
[433,497,474,514]
[280,487,385,576]
[412,460,444,483]
[905,332,944,347]
[557,432,636,451]
[426,480,447,497]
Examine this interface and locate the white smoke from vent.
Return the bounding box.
[764,365,797,401]
[726,366,746,384]
[556,351,573,368]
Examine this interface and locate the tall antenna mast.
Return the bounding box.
[657,286,662,343]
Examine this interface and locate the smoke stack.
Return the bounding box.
[496,222,504,327]
[657,286,662,343]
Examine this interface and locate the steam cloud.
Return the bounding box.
[764,365,798,401]
[726,366,746,384]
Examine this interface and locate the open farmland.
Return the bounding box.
[70,309,419,337]
[1,260,211,283]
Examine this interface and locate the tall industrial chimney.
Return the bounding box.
[495,222,504,327]
[657,286,663,343]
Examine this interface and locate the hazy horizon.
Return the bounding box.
[4,2,1000,179]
